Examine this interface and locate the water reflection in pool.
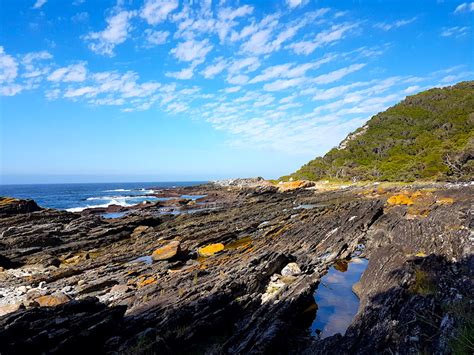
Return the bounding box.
[311,257,369,338]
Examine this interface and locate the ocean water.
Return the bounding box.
[0,182,206,212]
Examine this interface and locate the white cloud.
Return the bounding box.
[287,40,318,55]
[144,29,170,46]
[253,94,275,107]
[45,88,60,100]
[374,17,416,31]
[239,17,303,55]
[439,71,473,84]
[64,86,97,98]
[288,23,357,55]
[441,26,469,38]
[140,0,179,25]
[404,85,421,94]
[227,74,249,85]
[0,47,19,83]
[224,86,241,93]
[50,70,163,111]
[314,23,357,46]
[72,12,89,23]
[286,0,309,9]
[240,28,274,54]
[312,63,365,85]
[166,65,195,80]
[454,2,474,13]
[171,39,213,62]
[22,51,52,67]
[33,0,47,9]
[249,64,292,83]
[0,84,22,96]
[47,63,87,82]
[85,11,135,56]
[21,50,53,79]
[201,57,228,79]
[218,5,254,21]
[263,77,305,91]
[228,57,261,73]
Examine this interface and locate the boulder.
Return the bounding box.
[151,241,181,261]
[34,292,71,307]
[0,197,41,216]
[281,262,301,276]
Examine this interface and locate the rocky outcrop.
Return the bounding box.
[0,183,471,354]
[0,197,41,217]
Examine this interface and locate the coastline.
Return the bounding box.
[0,179,472,353]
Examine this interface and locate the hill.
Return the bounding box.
[283,81,474,182]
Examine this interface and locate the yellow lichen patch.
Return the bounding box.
[415,252,427,257]
[264,224,290,239]
[436,197,454,205]
[0,197,19,206]
[406,206,431,219]
[198,243,225,257]
[224,236,252,251]
[136,276,157,288]
[278,180,316,192]
[278,181,306,191]
[387,194,415,206]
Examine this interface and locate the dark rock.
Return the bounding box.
[0,184,471,354]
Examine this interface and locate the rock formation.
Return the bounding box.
[0,182,472,354]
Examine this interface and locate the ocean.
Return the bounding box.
[0,182,206,212]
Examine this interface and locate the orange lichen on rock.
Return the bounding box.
[224,236,252,251]
[0,197,19,206]
[436,197,454,205]
[35,292,71,307]
[136,276,157,288]
[198,243,225,257]
[151,240,180,261]
[277,180,315,192]
[387,193,415,206]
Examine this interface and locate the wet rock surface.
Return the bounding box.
[0,182,472,354]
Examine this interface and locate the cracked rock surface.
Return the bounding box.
[0,183,472,354]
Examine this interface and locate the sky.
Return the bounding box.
[0,0,473,184]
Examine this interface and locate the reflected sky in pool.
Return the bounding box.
[311,257,369,338]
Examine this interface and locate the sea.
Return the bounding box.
[0,182,206,212]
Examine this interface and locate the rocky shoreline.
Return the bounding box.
[0,181,472,354]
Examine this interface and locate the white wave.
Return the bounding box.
[86,195,157,201]
[66,198,133,212]
[104,189,131,192]
[138,188,154,194]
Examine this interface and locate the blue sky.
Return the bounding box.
[0,0,473,184]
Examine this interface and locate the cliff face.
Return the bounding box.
[0,182,472,354]
[285,81,474,182]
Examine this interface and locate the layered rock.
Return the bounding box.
[0,182,472,354]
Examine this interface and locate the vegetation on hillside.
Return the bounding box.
[283,81,474,182]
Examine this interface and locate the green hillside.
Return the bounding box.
[283,81,474,182]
